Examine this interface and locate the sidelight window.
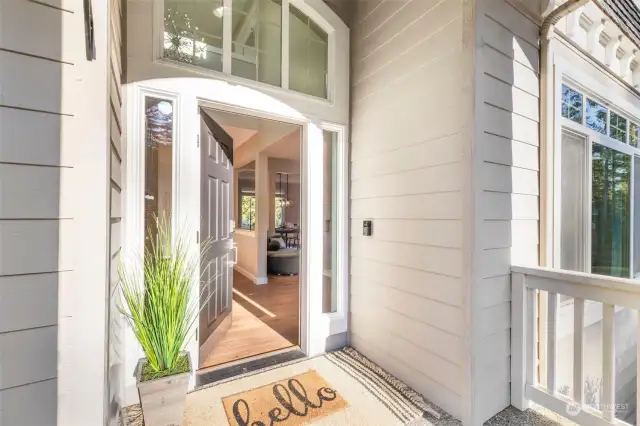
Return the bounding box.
[144,98,175,242]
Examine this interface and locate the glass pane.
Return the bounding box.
[289,4,328,98]
[614,308,637,423]
[144,98,174,241]
[164,0,224,71]
[560,130,587,272]
[610,111,628,143]
[322,130,338,313]
[583,301,603,411]
[592,144,631,277]
[562,85,583,124]
[238,165,256,230]
[232,0,282,86]
[586,99,608,135]
[631,122,640,147]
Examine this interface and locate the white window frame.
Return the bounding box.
[321,122,349,332]
[553,60,640,280]
[152,0,336,102]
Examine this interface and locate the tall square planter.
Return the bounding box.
[136,352,192,426]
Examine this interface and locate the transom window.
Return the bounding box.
[162,0,330,99]
[558,84,640,279]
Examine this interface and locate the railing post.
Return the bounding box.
[573,298,585,404]
[547,292,558,393]
[511,272,531,410]
[602,303,615,421]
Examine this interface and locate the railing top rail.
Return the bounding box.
[511,265,640,295]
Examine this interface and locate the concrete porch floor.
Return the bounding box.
[122,350,574,426]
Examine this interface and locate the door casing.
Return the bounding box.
[124,82,349,399]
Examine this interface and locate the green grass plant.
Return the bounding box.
[118,214,213,380]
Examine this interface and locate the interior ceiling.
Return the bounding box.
[202,107,300,160]
[262,129,301,161]
[223,126,258,149]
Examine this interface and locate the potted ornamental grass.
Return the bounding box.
[118,214,211,426]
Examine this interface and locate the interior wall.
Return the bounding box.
[283,182,301,224]
[235,231,259,279]
[349,0,465,419]
[235,166,258,279]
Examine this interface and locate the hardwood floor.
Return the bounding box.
[199,271,300,369]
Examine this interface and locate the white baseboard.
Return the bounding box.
[256,276,268,285]
[234,265,257,282]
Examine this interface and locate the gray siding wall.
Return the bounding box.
[1,1,112,425]
[349,0,466,418]
[474,0,540,422]
[108,0,125,424]
[0,0,74,424]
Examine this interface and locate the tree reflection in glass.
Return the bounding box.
[591,144,631,277]
[562,85,583,124]
[586,98,608,135]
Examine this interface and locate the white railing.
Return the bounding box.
[511,265,640,426]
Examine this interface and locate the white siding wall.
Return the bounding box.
[349,0,466,418]
[108,0,126,424]
[474,0,540,422]
[0,0,111,425]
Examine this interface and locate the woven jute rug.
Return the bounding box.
[123,346,455,426]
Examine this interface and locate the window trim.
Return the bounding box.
[153,0,336,102]
[320,122,349,328]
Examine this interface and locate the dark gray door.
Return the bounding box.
[199,110,234,347]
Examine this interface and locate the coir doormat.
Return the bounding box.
[221,370,348,425]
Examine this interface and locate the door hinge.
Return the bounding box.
[197,134,200,148]
[196,231,200,243]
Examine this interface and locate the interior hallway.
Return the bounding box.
[199,271,299,369]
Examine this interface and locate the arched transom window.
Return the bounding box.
[163,0,331,99]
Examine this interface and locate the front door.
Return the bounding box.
[199,109,234,348]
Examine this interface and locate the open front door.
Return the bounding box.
[199,109,235,350]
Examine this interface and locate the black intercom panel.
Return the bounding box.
[363,220,372,236]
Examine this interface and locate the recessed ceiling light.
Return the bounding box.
[213,6,224,18]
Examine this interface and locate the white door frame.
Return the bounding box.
[196,98,313,357]
[124,79,349,400]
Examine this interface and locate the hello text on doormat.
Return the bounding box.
[222,370,349,425]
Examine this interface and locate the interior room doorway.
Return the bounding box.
[196,107,303,371]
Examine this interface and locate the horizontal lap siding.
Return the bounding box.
[350,0,464,418]
[474,0,540,422]
[108,0,125,424]
[0,0,83,424]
